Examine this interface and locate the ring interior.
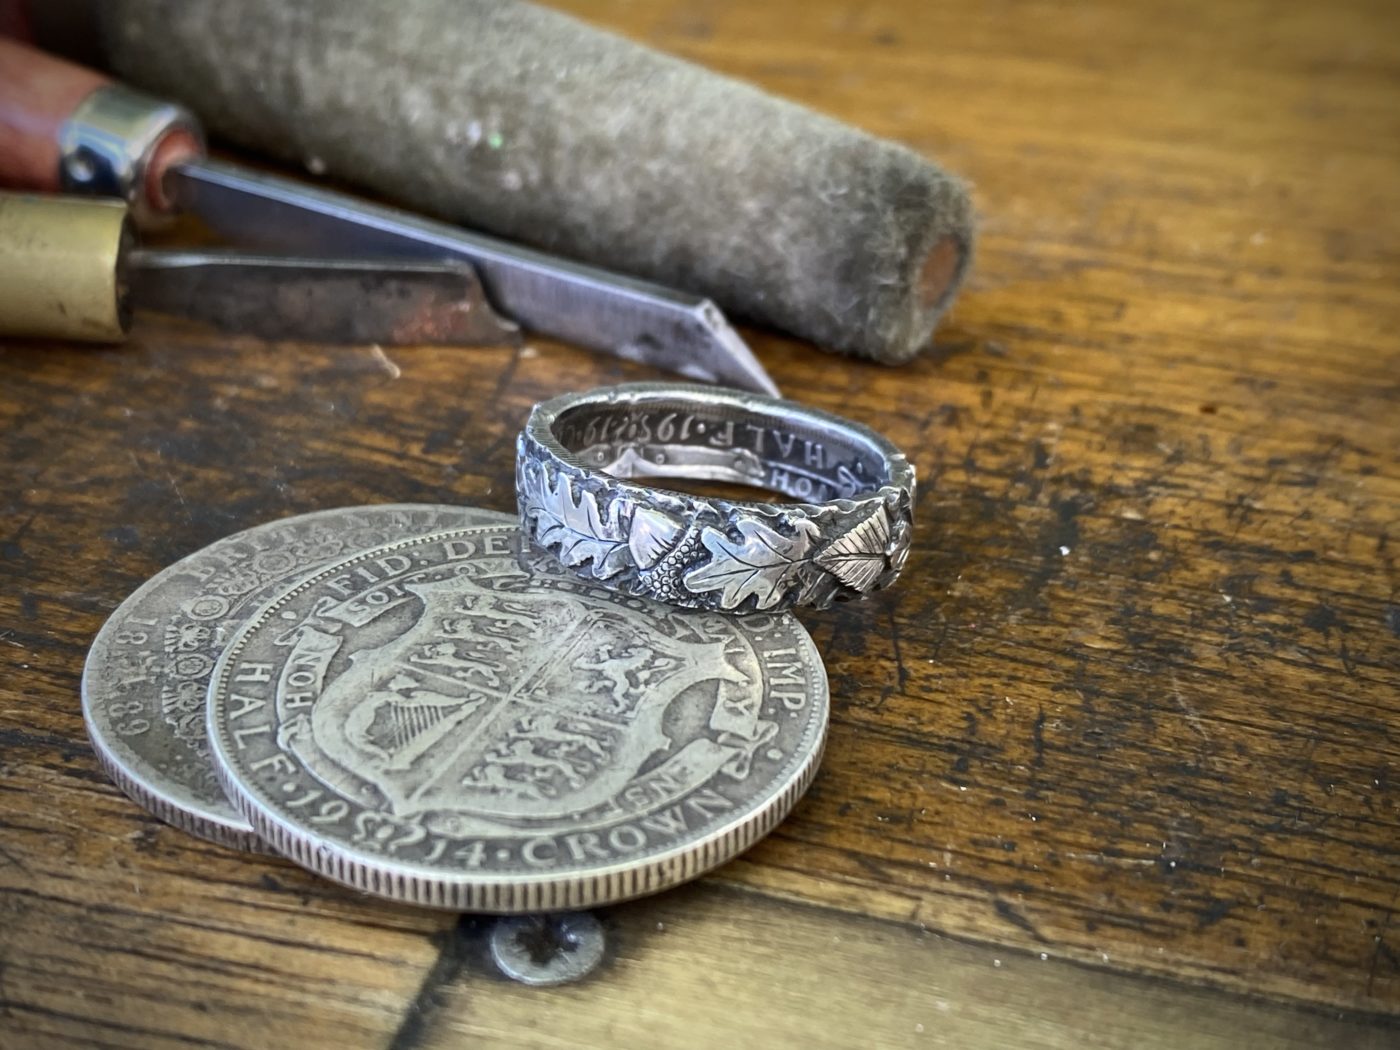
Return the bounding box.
[551,397,891,503]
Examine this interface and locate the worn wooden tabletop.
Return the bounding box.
[3,0,1399,1046]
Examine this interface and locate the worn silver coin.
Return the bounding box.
[82,504,512,850]
[207,525,827,911]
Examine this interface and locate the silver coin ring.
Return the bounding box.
[516,383,915,613]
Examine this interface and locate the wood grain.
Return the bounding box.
[419,884,1397,1050]
[2,0,1399,1045]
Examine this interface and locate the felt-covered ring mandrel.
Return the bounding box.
[87,0,974,363]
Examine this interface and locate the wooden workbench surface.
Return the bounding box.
[2,1,1398,1045]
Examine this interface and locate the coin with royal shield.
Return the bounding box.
[207,524,828,910]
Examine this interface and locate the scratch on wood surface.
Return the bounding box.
[1170,671,1211,741]
[369,344,403,379]
[1063,851,1157,868]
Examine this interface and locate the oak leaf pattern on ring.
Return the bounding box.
[528,471,630,579]
[684,517,821,611]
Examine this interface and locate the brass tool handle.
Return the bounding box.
[0,37,203,225]
[0,193,132,341]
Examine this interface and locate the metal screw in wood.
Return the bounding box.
[488,913,606,987]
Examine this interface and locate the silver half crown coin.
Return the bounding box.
[206,524,828,911]
[82,504,512,850]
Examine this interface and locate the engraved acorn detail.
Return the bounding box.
[628,507,704,604]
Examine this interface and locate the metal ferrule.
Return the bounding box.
[58,84,203,227]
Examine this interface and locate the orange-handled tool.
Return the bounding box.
[0,38,511,349]
[0,36,202,224]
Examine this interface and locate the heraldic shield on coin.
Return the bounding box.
[82,504,512,850]
[208,525,828,912]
